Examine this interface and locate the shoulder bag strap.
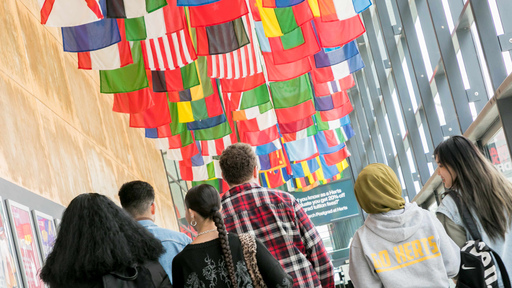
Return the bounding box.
[491,250,512,288]
[239,233,267,288]
[447,190,482,240]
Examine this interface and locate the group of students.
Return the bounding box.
[38,136,512,288]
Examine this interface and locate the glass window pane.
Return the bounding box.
[485,129,512,182]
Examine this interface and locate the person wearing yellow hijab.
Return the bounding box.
[348,163,460,288]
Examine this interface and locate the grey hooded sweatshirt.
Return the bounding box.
[349,203,460,288]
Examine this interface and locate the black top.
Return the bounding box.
[172,233,292,288]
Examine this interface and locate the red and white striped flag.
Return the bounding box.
[199,133,237,156]
[39,0,103,27]
[141,27,197,70]
[207,16,263,79]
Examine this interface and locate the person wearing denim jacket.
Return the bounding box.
[119,181,192,283]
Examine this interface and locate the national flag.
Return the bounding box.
[193,120,233,141]
[269,74,313,109]
[261,21,320,64]
[255,0,313,37]
[177,86,224,123]
[279,116,314,134]
[343,123,355,140]
[319,155,343,179]
[106,0,167,19]
[259,167,291,188]
[258,149,287,171]
[239,125,280,146]
[283,136,318,161]
[313,15,365,48]
[322,127,347,147]
[253,139,282,155]
[196,18,250,56]
[314,91,349,111]
[323,145,350,166]
[317,0,370,22]
[40,0,103,27]
[291,157,320,178]
[168,101,190,135]
[220,73,266,92]
[151,63,200,92]
[200,133,237,156]
[192,178,230,197]
[129,92,170,128]
[100,42,149,93]
[262,52,311,82]
[237,110,278,132]
[178,0,220,6]
[61,9,120,52]
[353,0,372,13]
[314,129,346,154]
[313,75,355,97]
[262,0,305,8]
[140,28,197,71]
[281,124,317,142]
[313,41,359,68]
[179,160,222,181]
[315,114,350,131]
[78,19,132,70]
[310,52,364,84]
[153,129,193,147]
[166,141,200,161]
[179,149,213,167]
[318,98,353,121]
[188,0,248,27]
[187,114,227,131]
[232,102,274,121]
[208,16,262,79]
[113,89,154,113]
[292,172,319,190]
[275,100,316,124]
[226,84,273,120]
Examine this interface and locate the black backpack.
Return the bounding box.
[448,191,511,288]
[102,265,156,288]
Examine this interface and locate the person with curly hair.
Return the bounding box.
[39,193,172,288]
[172,184,292,288]
[219,143,335,288]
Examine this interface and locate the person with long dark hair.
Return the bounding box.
[172,184,292,288]
[435,135,512,287]
[39,193,172,288]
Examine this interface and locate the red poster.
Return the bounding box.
[9,203,44,288]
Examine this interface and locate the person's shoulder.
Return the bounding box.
[154,226,192,242]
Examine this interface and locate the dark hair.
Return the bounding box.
[185,184,238,288]
[40,193,164,285]
[118,181,155,217]
[434,135,512,240]
[219,143,257,185]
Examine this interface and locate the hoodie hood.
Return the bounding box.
[364,202,424,243]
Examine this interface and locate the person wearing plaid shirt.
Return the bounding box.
[219,143,335,288]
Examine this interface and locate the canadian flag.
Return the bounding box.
[39,0,103,27]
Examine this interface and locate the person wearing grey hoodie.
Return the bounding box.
[348,163,460,288]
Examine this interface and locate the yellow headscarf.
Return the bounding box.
[354,163,405,214]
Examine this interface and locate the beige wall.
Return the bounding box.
[0,0,179,229]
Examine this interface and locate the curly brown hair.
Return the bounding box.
[219,143,258,185]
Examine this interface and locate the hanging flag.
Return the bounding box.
[106,0,167,19]
[323,145,350,166]
[283,136,318,161]
[188,0,248,27]
[275,100,316,124]
[166,129,194,147]
[269,74,313,109]
[260,21,320,64]
[151,63,200,92]
[281,124,317,142]
[193,120,233,141]
[253,139,282,155]
[262,53,311,82]
[315,114,350,131]
[311,52,364,84]
[200,134,237,156]
[129,92,170,128]
[220,73,266,92]
[313,74,355,97]
[318,98,353,121]
[313,41,359,68]
[318,155,342,179]
[255,0,313,37]
[226,84,273,120]
[140,28,197,70]
[178,0,220,6]
[239,125,280,146]
[78,19,132,70]
[40,0,103,27]
[100,42,149,93]
[113,89,154,114]
[290,157,320,178]
[262,0,305,8]
[258,149,287,171]
[279,117,314,134]
[259,167,291,188]
[343,123,355,140]
[177,88,224,123]
[313,15,365,48]
[168,101,190,135]
[237,110,278,132]
[187,114,227,131]
[314,130,346,154]
[316,0,370,22]
[61,11,120,52]
[353,0,372,13]
[166,141,200,161]
[124,0,185,41]
[314,91,349,111]
[196,18,250,56]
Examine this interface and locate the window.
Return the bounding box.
[485,128,512,182]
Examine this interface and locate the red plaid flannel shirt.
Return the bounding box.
[221,183,334,288]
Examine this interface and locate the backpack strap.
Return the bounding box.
[491,250,512,288]
[446,190,482,240]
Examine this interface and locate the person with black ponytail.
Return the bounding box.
[172,184,292,288]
